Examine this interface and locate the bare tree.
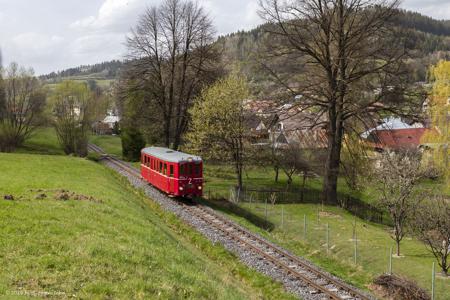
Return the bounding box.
[51,81,93,156]
[413,196,450,276]
[276,142,312,187]
[125,0,222,149]
[258,0,422,203]
[375,150,424,256]
[0,62,45,152]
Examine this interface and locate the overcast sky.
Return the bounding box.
[1,0,449,75]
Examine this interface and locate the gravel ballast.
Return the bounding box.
[101,158,374,300]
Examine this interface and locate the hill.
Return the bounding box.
[0,146,294,299]
[39,9,450,88]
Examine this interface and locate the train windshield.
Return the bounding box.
[180,162,201,177]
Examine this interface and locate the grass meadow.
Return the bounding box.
[10,129,448,299]
[0,133,295,299]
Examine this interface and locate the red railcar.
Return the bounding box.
[140,147,203,197]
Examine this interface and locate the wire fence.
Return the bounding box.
[204,186,447,299]
[225,186,388,225]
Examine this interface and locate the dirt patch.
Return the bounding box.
[371,274,430,300]
[34,193,47,200]
[29,189,101,203]
[3,195,14,201]
[54,190,101,203]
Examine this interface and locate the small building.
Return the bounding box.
[361,117,432,151]
[365,128,432,151]
[92,115,120,135]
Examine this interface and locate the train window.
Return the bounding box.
[159,161,162,173]
[164,163,167,175]
[194,164,200,175]
[180,164,185,175]
[187,164,192,175]
[169,165,174,177]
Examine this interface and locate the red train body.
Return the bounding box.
[140,147,203,197]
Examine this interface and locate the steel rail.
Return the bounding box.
[193,205,370,300]
[87,143,371,300]
[183,204,346,299]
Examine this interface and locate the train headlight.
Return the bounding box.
[198,186,202,190]
[179,186,184,191]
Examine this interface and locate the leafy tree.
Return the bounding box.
[412,195,450,276]
[0,63,46,152]
[112,121,120,135]
[259,0,421,203]
[186,75,249,189]
[421,60,450,186]
[121,125,145,161]
[51,81,93,156]
[374,150,424,256]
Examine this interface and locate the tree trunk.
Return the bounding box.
[301,171,307,202]
[235,159,243,190]
[323,118,343,204]
[274,165,279,182]
[164,117,170,148]
[396,239,401,257]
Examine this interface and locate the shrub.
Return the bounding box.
[121,126,145,161]
[373,274,430,300]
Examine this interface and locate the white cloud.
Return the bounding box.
[70,0,151,32]
[2,0,450,75]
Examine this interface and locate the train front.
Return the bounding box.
[177,157,203,197]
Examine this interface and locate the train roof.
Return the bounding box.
[142,147,202,163]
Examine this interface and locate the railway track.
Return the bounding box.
[87,143,373,300]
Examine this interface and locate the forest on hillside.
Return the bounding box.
[40,9,450,90]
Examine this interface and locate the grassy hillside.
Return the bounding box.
[88,134,449,298]
[0,153,294,299]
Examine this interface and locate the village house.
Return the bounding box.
[245,99,328,150]
[361,117,433,151]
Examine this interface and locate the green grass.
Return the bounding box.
[197,197,450,299]
[0,153,295,299]
[89,134,123,157]
[16,128,64,155]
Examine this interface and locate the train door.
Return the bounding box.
[169,164,175,194]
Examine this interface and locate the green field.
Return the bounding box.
[0,152,294,298]
[87,134,449,298]
[12,130,449,298]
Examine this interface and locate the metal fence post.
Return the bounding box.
[431,262,435,300]
[281,206,284,229]
[326,223,329,254]
[317,207,320,225]
[265,197,268,223]
[303,214,307,239]
[354,231,357,264]
[389,247,393,275]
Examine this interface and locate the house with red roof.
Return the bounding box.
[365,128,432,151]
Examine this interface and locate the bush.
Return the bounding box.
[0,121,21,152]
[373,274,430,300]
[121,126,145,161]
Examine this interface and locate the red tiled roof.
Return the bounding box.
[366,128,432,150]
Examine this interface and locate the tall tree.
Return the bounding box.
[421,60,450,186]
[258,0,420,203]
[51,81,93,156]
[412,195,450,276]
[125,0,222,150]
[186,75,249,189]
[374,150,424,256]
[0,63,46,152]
